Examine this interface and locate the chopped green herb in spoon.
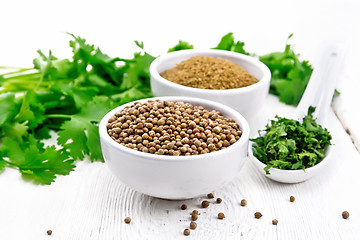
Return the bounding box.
[251,107,332,174]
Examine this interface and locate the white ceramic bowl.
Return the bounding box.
[248,142,333,183]
[150,49,271,119]
[99,96,250,199]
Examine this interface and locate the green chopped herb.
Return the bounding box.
[251,107,332,174]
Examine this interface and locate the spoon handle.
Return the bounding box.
[295,43,346,125]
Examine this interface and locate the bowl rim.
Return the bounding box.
[99,96,250,162]
[248,141,333,174]
[149,49,271,94]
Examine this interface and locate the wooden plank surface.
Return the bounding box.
[1,1,360,239]
[1,95,359,240]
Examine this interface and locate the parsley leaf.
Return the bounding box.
[0,93,18,125]
[259,34,313,105]
[1,135,75,184]
[213,32,250,55]
[57,96,115,162]
[167,40,194,52]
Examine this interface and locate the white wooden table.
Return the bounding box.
[1,0,360,239]
[1,95,359,240]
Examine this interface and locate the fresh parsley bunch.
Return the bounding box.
[0,32,317,185]
[0,35,154,184]
[251,107,332,174]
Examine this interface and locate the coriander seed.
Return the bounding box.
[181,204,187,210]
[254,212,262,219]
[218,212,225,219]
[240,199,247,207]
[207,193,214,199]
[184,229,190,236]
[290,196,295,202]
[46,230,52,235]
[191,214,198,221]
[192,210,199,215]
[190,221,197,230]
[216,198,222,204]
[107,100,241,156]
[342,211,350,219]
[124,217,131,224]
[272,219,278,225]
[201,200,210,208]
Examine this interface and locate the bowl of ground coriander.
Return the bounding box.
[99,96,250,199]
[150,49,271,119]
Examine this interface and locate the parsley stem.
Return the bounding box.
[0,66,32,70]
[3,72,40,79]
[46,114,71,119]
[0,69,36,76]
[0,159,17,167]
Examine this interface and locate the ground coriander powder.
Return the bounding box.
[160,56,258,90]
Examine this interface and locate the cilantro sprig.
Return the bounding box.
[0,34,154,184]
[251,107,332,174]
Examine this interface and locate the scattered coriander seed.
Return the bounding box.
[216,198,222,204]
[191,214,198,221]
[181,204,187,210]
[46,230,52,235]
[290,196,295,202]
[184,229,190,236]
[218,212,225,219]
[207,193,214,199]
[254,212,263,219]
[192,210,199,215]
[190,221,197,230]
[124,217,131,224]
[342,211,350,219]
[202,200,210,208]
[240,199,247,207]
[272,219,278,225]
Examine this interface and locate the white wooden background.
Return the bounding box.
[1,0,360,239]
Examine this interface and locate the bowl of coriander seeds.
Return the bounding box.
[150,49,271,119]
[99,96,249,199]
